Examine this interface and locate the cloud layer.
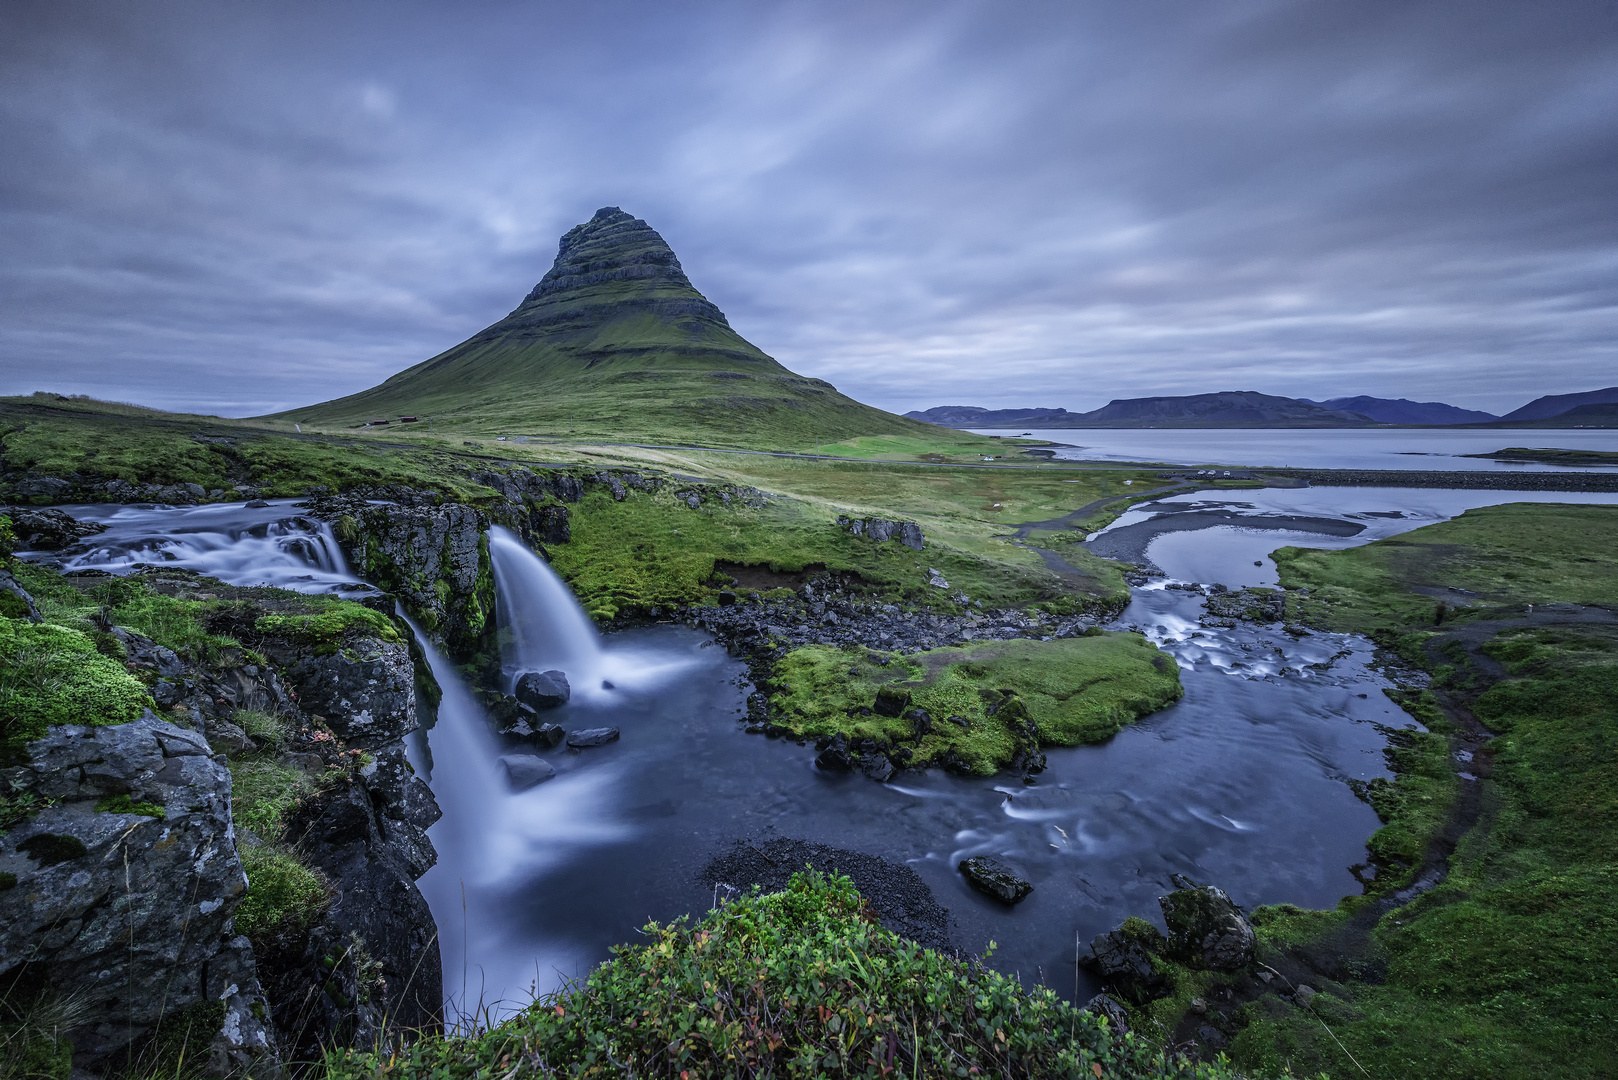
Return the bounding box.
[2,0,1615,416]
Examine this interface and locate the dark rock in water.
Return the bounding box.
[1160,883,1255,970]
[815,745,853,771]
[566,726,619,749]
[1084,922,1170,1004]
[1080,993,1131,1035]
[862,755,895,782]
[499,754,556,791]
[873,685,912,717]
[515,669,571,710]
[958,855,1033,904]
[1,505,106,550]
[245,498,271,508]
[601,680,615,689]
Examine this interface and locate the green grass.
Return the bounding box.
[322,868,1240,1080]
[548,485,1107,621]
[1228,504,1618,1079]
[234,843,328,948]
[768,635,1183,773]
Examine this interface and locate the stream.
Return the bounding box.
[42,483,1618,1020]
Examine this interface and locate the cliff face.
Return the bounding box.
[0,565,445,1076]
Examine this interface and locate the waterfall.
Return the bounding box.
[489,525,603,690]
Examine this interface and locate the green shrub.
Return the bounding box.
[326,870,1238,1080]
[233,709,290,749]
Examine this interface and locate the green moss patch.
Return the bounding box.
[254,598,400,648]
[229,757,322,840]
[94,794,164,819]
[235,843,328,948]
[0,617,153,758]
[769,634,1183,773]
[324,869,1235,1080]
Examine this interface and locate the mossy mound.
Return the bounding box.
[769,634,1183,773]
[0,617,153,758]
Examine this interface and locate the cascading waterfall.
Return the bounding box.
[489,526,603,688]
[59,501,363,594]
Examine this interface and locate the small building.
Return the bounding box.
[399,416,419,423]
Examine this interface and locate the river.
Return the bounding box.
[40,479,1618,1022]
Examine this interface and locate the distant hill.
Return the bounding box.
[1480,402,1618,429]
[277,208,935,447]
[903,406,1086,427]
[1303,396,1498,425]
[1499,386,1618,423]
[908,392,1373,429]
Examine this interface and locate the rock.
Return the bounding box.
[566,726,619,749]
[0,715,278,1073]
[1159,884,1256,970]
[500,717,565,748]
[717,590,737,606]
[275,637,418,748]
[905,707,932,738]
[1084,922,1170,1004]
[9,476,73,501]
[958,856,1033,904]
[873,685,912,718]
[862,755,895,782]
[814,737,853,771]
[275,782,442,1061]
[1294,984,1317,1007]
[1080,993,1130,1035]
[246,498,272,508]
[280,750,327,773]
[499,754,556,791]
[515,669,571,710]
[205,718,254,755]
[2,505,105,549]
[927,568,950,589]
[1197,1025,1229,1050]
[0,567,41,621]
[837,515,925,550]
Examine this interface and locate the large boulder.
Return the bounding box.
[873,685,912,718]
[515,669,571,710]
[0,715,277,1075]
[958,856,1033,904]
[1159,884,1255,970]
[274,637,418,748]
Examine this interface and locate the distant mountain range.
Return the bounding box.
[907,387,1618,429]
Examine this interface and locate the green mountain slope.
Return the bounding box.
[278,207,938,448]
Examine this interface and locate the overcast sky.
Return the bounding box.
[2,1,1616,417]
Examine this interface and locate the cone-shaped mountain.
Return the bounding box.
[280,207,932,445]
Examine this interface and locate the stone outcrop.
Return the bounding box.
[326,502,495,663]
[1,506,107,551]
[1083,920,1170,1005]
[0,714,278,1076]
[1160,882,1255,970]
[958,856,1033,904]
[837,516,924,551]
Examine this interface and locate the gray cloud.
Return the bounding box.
[1,0,1615,416]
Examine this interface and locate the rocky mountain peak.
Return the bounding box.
[520,206,702,308]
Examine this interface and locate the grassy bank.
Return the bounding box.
[1224,504,1618,1078]
[768,636,1183,773]
[324,868,1240,1080]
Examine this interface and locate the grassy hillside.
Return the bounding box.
[275,208,941,449]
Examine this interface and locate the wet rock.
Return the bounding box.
[958,855,1033,904]
[515,669,571,710]
[500,717,565,748]
[814,736,853,771]
[499,754,556,791]
[1080,993,1130,1035]
[873,685,912,718]
[566,726,619,749]
[1159,883,1255,970]
[1084,921,1170,1004]
[2,505,105,549]
[862,755,896,782]
[8,476,74,501]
